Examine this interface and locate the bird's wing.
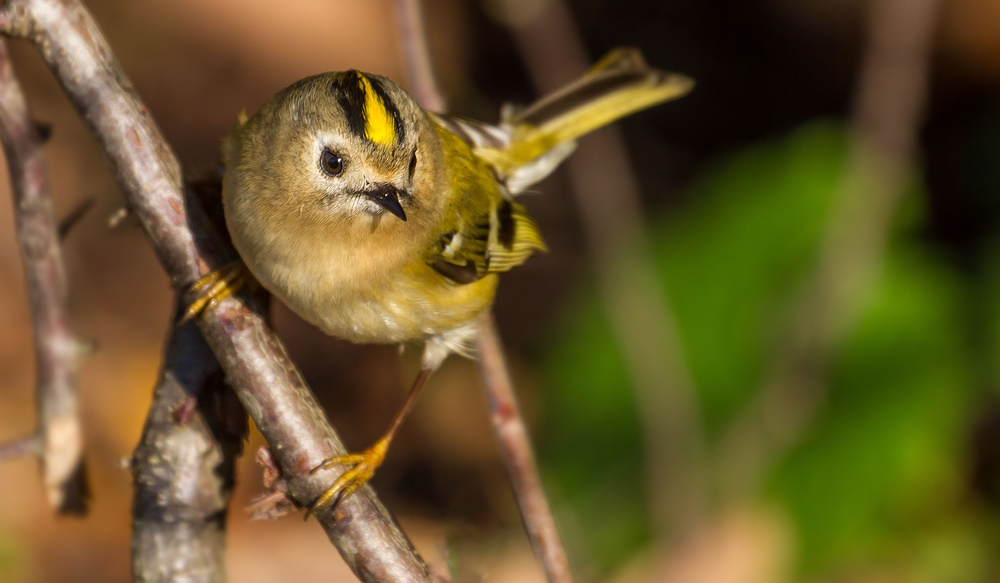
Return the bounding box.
[425,195,546,284]
[422,114,546,284]
[431,114,509,150]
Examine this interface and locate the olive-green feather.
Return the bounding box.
[486,199,546,272]
[426,120,546,283]
[478,47,694,176]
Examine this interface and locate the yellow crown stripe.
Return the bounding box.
[356,72,397,146]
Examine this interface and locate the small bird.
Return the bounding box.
[186,48,692,516]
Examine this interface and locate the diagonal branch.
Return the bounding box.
[0,37,88,515]
[131,298,244,583]
[0,0,433,580]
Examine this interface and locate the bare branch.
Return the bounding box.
[0,434,39,459]
[475,312,574,583]
[57,196,95,240]
[0,37,88,515]
[391,0,446,113]
[718,0,943,497]
[495,0,706,539]
[131,300,243,583]
[0,0,433,579]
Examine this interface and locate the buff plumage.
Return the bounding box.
[188,48,693,515]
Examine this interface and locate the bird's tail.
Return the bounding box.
[478,48,693,192]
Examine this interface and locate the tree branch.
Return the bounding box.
[0,37,88,515]
[131,299,244,583]
[0,434,39,459]
[0,0,433,579]
[475,313,574,583]
[391,0,446,113]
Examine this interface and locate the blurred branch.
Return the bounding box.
[391,0,446,113]
[475,313,574,583]
[0,434,38,459]
[0,38,88,515]
[494,0,706,540]
[393,1,573,580]
[718,0,942,497]
[0,0,434,580]
[131,300,244,583]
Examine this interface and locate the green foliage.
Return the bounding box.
[650,122,848,433]
[0,527,19,579]
[977,239,1000,397]
[768,247,970,572]
[540,121,849,572]
[538,120,987,579]
[540,292,650,572]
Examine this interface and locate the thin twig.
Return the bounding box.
[392,1,574,579]
[717,0,942,497]
[0,434,39,459]
[0,37,88,515]
[57,196,95,240]
[131,299,244,583]
[496,0,706,539]
[0,1,433,579]
[475,313,574,583]
[391,0,446,113]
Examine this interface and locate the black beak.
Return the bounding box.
[366,184,407,222]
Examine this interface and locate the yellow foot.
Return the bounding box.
[180,262,250,324]
[305,438,390,520]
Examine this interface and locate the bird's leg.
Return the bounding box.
[307,367,433,518]
[180,262,252,324]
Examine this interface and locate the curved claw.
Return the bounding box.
[181,262,250,324]
[304,439,390,521]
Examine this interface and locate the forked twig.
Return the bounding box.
[0,37,88,515]
[0,0,432,580]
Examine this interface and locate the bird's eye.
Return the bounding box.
[320,149,344,177]
[408,152,417,180]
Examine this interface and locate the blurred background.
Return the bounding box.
[1,0,1000,581]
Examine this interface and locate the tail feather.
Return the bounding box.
[479,48,693,188]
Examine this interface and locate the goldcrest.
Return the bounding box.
[188,48,693,515]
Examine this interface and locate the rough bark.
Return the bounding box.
[0,0,433,579]
[0,36,88,515]
[131,301,244,583]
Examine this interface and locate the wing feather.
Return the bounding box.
[425,116,546,285]
[427,195,545,283]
